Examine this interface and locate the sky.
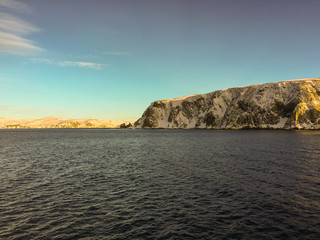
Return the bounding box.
[0,0,319,120]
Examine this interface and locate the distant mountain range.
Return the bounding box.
[134,78,320,129]
[0,117,132,129]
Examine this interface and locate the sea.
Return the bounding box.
[0,129,319,240]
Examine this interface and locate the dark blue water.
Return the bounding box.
[0,129,319,240]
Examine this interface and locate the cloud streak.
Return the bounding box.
[0,32,42,55]
[0,1,41,55]
[0,12,39,34]
[0,0,32,13]
[59,61,104,70]
[30,58,105,70]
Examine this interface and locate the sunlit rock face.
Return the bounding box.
[135,78,320,129]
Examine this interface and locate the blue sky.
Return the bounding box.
[0,0,319,120]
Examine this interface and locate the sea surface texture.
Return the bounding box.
[0,129,319,240]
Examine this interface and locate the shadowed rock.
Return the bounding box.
[135,78,320,129]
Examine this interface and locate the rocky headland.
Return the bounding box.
[134,78,320,129]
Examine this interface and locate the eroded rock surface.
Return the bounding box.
[135,78,320,129]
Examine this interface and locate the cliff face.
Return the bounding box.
[134,78,320,129]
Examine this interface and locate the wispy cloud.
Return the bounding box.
[0,32,42,55]
[0,1,41,55]
[59,61,104,70]
[0,12,39,34]
[30,58,105,70]
[103,51,131,56]
[0,0,32,13]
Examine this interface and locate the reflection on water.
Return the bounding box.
[0,129,319,239]
[295,130,320,135]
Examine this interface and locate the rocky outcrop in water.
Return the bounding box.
[134,78,320,129]
[120,122,133,128]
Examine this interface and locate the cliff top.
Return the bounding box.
[158,78,320,103]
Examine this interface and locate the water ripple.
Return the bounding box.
[0,129,319,239]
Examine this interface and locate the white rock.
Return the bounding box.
[135,78,320,129]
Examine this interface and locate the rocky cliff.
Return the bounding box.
[134,78,320,129]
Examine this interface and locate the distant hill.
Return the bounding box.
[0,117,132,129]
[135,78,320,129]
